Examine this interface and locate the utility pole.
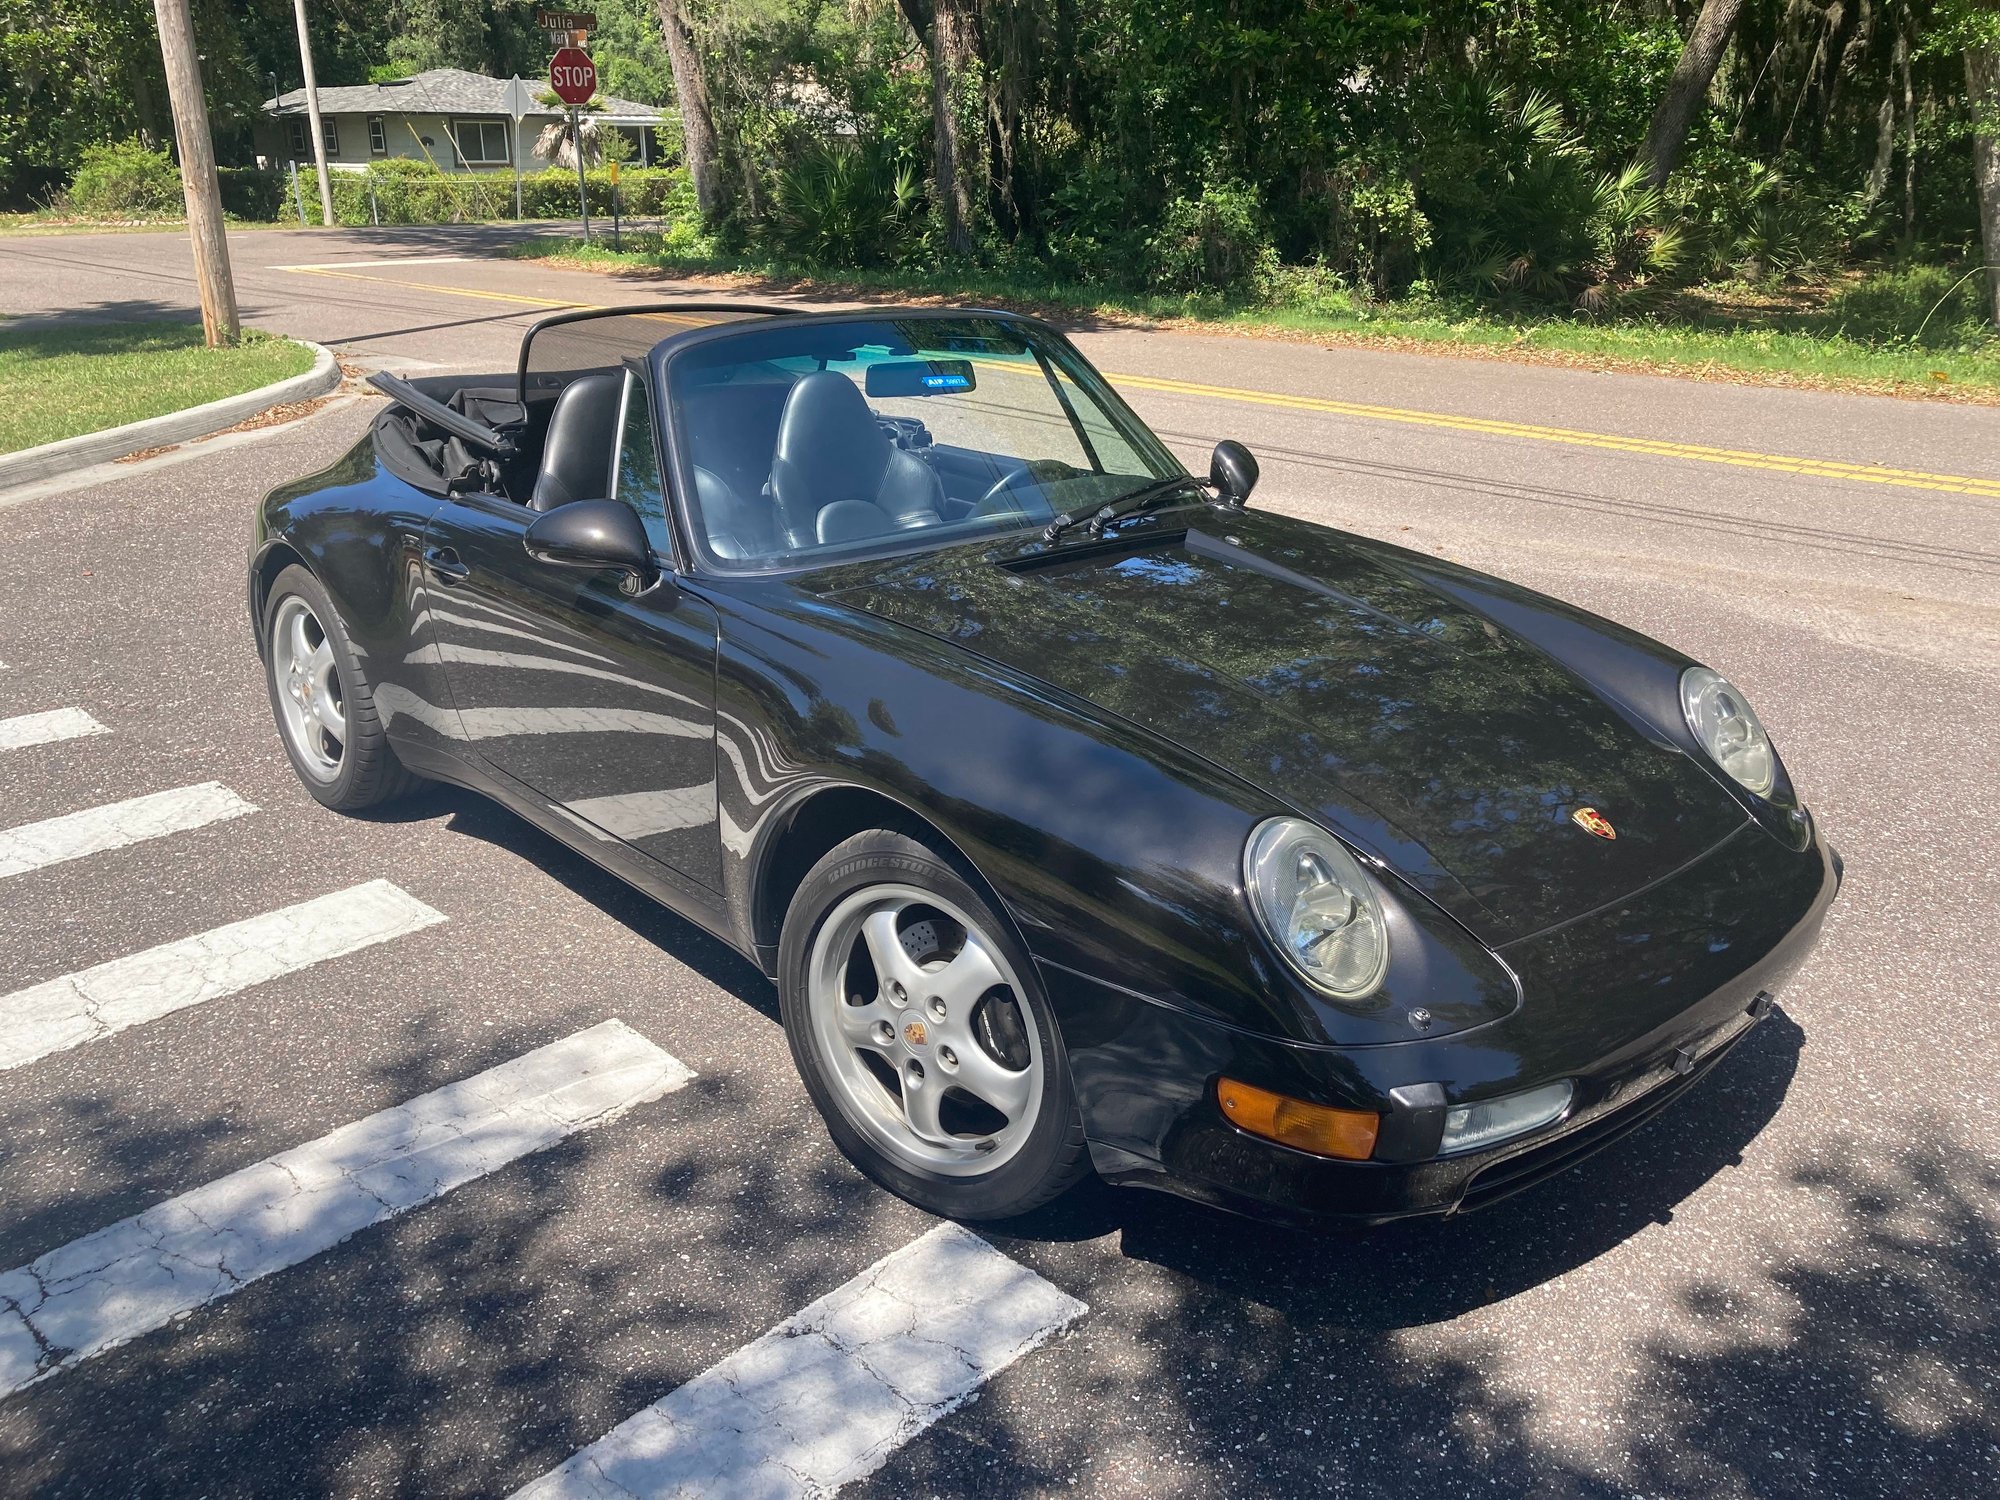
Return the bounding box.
[152,0,239,345]
[291,0,335,225]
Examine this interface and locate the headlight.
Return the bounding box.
[1680,666,1776,796]
[1243,817,1389,1001]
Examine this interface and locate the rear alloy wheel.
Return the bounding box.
[261,564,421,812]
[780,831,1089,1219]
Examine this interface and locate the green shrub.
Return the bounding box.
[1317,159,1431,298]
[1145,178,1274,294]
[1413,77,1683,313]
[516,163,687,219]
[1040,152,1147,286]
[315,161,693,225]
[66,138,181,218]
[1253,260,1361,317]
[769,142,921,266]
[216,166,283,222]
[1822,264,1998,348]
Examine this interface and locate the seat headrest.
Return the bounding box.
[531,372,624,512]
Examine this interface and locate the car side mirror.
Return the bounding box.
[524,500,657,594]
[1210,440,1259,506]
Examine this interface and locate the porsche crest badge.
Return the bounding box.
[1571,806,1617,840]
[902,1019,928,1047]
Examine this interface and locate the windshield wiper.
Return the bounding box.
[1041,475,1207,544]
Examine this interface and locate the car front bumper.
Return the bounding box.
[1044,824,1839,1227]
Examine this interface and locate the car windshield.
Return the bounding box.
[664,315,1185,570]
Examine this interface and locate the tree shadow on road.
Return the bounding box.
[0,995,934,1498]
[868,1056,1999,1497]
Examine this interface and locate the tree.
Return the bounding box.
[1966,44,2000,329]
[588,0,673,104]
[1639,0,1745,187]
[655,0,722,215]
[532,90,605,170]
[916,0,982,254]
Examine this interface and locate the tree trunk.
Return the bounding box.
[1969,47,2000,331]
[1898,21,1917,246]
[1863,92,1895,206]
[1641,0,1746,187]
[656,0,722,218]
[927,0,983,255]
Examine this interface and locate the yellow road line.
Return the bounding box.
[1102,370,2000,500]
[279,264,712,326]
[283,262,1999,499]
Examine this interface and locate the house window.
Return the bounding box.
[451,119,511,167]
[368,116,387,155]
[287,115,340,157]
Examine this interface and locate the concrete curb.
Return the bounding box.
[0,339,340,489]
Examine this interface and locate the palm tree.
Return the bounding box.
[532,89,606,172]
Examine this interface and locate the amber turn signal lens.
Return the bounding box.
[1216,1077,1380,1161]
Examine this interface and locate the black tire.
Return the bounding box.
[261,563,422,812]
[778,830,1091,1220]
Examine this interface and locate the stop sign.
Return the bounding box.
[549,47,597,106]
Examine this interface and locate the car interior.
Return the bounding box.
[371,309,1169,569]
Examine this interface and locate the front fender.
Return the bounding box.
[705,584,1517,1051]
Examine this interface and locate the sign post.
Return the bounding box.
[548,45,597,242]
[502,74,537,221]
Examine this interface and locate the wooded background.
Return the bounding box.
[3,2,1997,324]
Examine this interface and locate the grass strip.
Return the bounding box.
[0,321,316,455]
[505,236,2000,404]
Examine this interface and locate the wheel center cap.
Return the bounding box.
[902,1019,928,1049]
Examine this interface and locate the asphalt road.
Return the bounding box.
[0,225,1995,1498]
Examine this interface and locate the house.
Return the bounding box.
[257,67,667,175]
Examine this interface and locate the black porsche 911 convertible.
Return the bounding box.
[249,304,1837,1225]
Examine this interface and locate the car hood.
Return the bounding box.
[815,507,1746,945]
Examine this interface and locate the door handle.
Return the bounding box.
[424,545,470,584]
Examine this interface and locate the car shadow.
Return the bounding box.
[383,783,781,1024]
[376,781,1803,1319]
[1002,1008,1806,1325]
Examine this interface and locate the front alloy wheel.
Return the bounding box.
[780,831,1088,1219]
[270,595,347,782]
[808,884,1044,1176]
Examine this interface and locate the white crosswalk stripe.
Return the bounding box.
[0,879,446,1072]
[512,1223,1087,1500]
[0,1020,693,1398]
[0,708,108,753]
[0,781,256,880]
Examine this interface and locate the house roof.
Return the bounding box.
[263,67,663,122]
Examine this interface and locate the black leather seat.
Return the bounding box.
[768,372,943,546]
[694,465,781,559]
[531,373,623,511]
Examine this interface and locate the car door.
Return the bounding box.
[419,367,723,890]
